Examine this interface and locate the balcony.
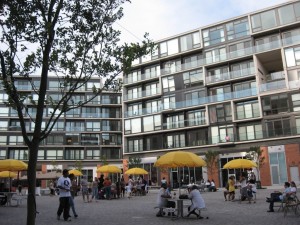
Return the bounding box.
[123,88,161,101]
[259,80,286,92]
[124,71,160,85]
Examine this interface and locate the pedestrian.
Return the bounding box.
[103,177,112,200]
[81,175,90,203]
[69,174,78,218]
[98,174,104,199]
[56,169,72,221]
[91,177,98,202]
[49,181,55,196]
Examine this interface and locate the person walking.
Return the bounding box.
[56,169,72,221]
[69,174,78,218]
[81,175,90,203]
[91,177,98,202]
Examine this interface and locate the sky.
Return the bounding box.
[116,0,291,43]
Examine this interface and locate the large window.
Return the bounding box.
[238,123,263,141]
[124,118,141,134]
[0,121,8,130]
[65,149,84,160]
[165,114,184,129]
[82,107,100,118]
[209,103,232,123]
[86,148,100,160]
[0,107,9,117]
[251,9,277,32]
[101,133,122,145]
[183,69,203,88]
[126,70,141,83]
[145,82,159,96]
[292,93,300,111]
[46,149,63,160]
[162,76,175,93]
[296,117,300,134]
[146,134,163,151]
[143,115,161,132]
[236,100,260,120]
[163,59,181,74]
[185,89,206,106]
[265,118,291,137]
[209,85,231,102]
[166,133,185,148]
[146,99,162,114]
[278,4,296,25]
[211,125,234,143]
[127,86,142,100]
[160,38,179,57]
[127,102,142,116]
[205,47,226,64]
[46,135,64,145]
[9,149,28,160]
[144,64,161,79]
[65,121,85,132]
[262,94,289,115]
[86,121,101,131]
[231,61,254,79]
[203,26,225,47]
[8,136,24,145]
[226,18,250,40]
[102,120,121,131]
[163,95,175,110]
[229,41,251,58]
[183,54,202,70]
[187,109,206,126]
[101,148,121,160]
[207,66,229,83]
[180,32,201,52]
[127,138,143,153]
[285,46,300,67]
[186,129,208,146]
[81,134,99,145]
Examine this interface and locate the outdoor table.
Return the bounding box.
[0,192,18,206]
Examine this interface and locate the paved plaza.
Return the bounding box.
[0,188,299,225]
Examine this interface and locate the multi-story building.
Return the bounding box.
[0,76,123,182]
[122,0,300,187]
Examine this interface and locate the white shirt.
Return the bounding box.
[188,189,205,210]
[57,176,71,197]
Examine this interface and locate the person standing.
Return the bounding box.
[57,169,72,221]
[69,174,78,218]
[49,181,55,196]
[91,177,99,202]
[98,174,104,199]
[103,177,112,200]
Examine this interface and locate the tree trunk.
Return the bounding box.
[26,143,39,225]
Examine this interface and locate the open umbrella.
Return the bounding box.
[125,167,148,175]
[0,159,28,171]
[223,159,257,169]
[68,169,83,176]
[154,151,206,168]
[97,165,122,174]
[0,171,17,178]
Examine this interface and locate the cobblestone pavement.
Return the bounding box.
[0,188,299,225]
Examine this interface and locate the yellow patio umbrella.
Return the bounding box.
[0,159,28,171]
[0,171,17,178]
[125,167,148,175]
[68,169,83,176]
[154,151,206,168]
[223,159,257,169]
[97,165,122,174]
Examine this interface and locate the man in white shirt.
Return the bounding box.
[57,169,72,221]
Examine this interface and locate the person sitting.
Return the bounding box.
[156,183,170,217]
[208,179,216,192]
[205,179,211,189]
[186,185,206,219]
[266,181,291,212]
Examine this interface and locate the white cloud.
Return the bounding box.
[117,0,289,43]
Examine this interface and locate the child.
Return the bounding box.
[125,183,132,199]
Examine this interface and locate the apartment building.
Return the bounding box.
[122,0,300,187]
[0,76,123,182]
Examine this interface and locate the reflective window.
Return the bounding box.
[143,115,161,132]
[183,69,203,88]
[285,46,300,67]
[291,93,300,111]
[238,124,262,141]
[187,109,206,126]
[251,9,277,32]
[125,118,141,134]
[226,18,249,40]
[163,95,175,110]
[278,4,296,25]
[162,76,175,93]
[146,99,162,114]
[203,26,225,47]
[236,100,260,120]
[180,31,201,52]
[127,138,143,153]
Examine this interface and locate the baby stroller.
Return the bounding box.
[98,188,105,199]
[239,184,254,203]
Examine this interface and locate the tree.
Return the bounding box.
[245,146,265,182]
[204,150,219,180]
[0,1,153,224]
[74,160,82,172]
[128,156,142,168]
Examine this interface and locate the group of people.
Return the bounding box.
[156,179,206,219]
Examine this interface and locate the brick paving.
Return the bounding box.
[0,188,299,225]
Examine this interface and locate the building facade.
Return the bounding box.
[0,76,123,183]
[122,1,300,187]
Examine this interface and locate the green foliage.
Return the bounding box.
[245,146,265,181]
[74,160,83,171]
[128,157,142,168]
[100,156,108,166]
[0,1,153,225]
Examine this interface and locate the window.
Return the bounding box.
[285,47,300,67]
[126,70,141,83]
[86,94,101,104]
[209,85,231,102]
[145,82,159,96]
[65,108,81,117]
[183,54,202,70]
[15,80,30,90]
[209,103,232,123]
[0,93,8,103]
[251,9,277,32]
[102,120,121,131]
[145,134,163,151]
[162,76,175,93]
[46,149,63,160]
[0,149,6,159]
[226,18,250,40]
[160,38,179,56]
[8,136,24,145]
[265,118,291,137]
[102,133,122,145]
[0,136,6,144]
[86,121,101,131]
[48,81,60,90]
[278,4,296,25]
[207,66,229,83]
[86,81,101,91]
[65,121,85,132]
[238,123,262,141]
[166,133,185,148]
[233,81,256,98]
[187,109,206,126]
[125,118,141,134]
[163,95,175,110]
[37,150,44,160]
[211,125,234,143]
[203,26,225,47]
[163,59,181,74]
[102,94,121,104]
[127,138,143,153]
[165,114,184,129]
[102,107,121,118]
[65,149,84,160]
[186,129,208,146]
[101,148,121,160]
[81,134,99,145]
[65,134,80,145]
[183,69,203,88]
[0,121,8,130]
[292,93,300,111]
[49,121,64,131]
[9,149,28,160]
[67,94,84,105]
[262,94,289,115]
[127,102,142,116]
[46,135,64,145]
[205,47,226,64]
[143,115,161,132]
[0,107,9,117]
[146,99,162,114]
[127,86,142,100]
[185,89,206,106]
[144,64,161,79]
[180,31,201,52]
[231,61,254,79]
[236,100,260,120]
[229,41,251,58]
[86,148,100,160]
[82,107,100,117]
[296,117,300,134]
